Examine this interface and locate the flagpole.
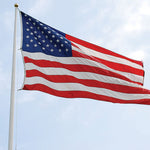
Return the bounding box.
[8,4,18,150]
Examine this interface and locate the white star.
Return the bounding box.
[30,32,33,35]
[33,22,36,26]
[54,44,57,47]
[26,35,29,38]
[36,20,39,22]
[61,44,64,47]
[48,31,51,34]
[26,22,29,25]
[30,26,33,29]
[59,49,61,52]
[26,44,29,47]
[56,39,59,42]
[51,49,54,52]
[34,31,37,34]
[34,44,37,47]
[44,27,47,29]
[26,28,30,31]
[46,44,49,47]
[42,47,45,50]
[42,40,45,43]
[38,42,41,45]
[30,39,33,42]
[45,35,48,38]
[60,37,63,39]
[50,40,52,43]
[28,18,31,21]
[40,23,43,26]
[37,27,40,30]
[65,41,68,43]
[38,35,41,38]
[24,14,27,17]
[34,37,37,40]
[66,49,69,52]
[52,35,55,38]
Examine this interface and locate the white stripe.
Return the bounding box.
[25,63,143,88]
[24,76,150,100]
[71,42,143,70]
[22,51,144,84]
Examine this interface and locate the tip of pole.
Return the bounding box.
[14,3,18,7]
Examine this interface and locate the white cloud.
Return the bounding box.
[38,94,57,108]
[28,0,53,16]
[139,1,150,15]
[77,0,150,62]
[2,11,14,32]
[122,1,150,33]
[128,50,145,60]
[17,91,37,104]
[80,0,98,14]
[123,14,142,33]
[0,62,10,93]
[17,90,56,105]
[0,146,4,150]
[59,102,79,121]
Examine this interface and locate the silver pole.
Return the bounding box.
[8,4,18,150]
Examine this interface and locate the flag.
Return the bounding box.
[20,11,150,105]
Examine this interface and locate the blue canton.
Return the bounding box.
[21,12,72,57]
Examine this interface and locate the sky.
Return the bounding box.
[1,0,150,150]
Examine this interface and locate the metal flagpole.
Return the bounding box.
[8,4,18,150]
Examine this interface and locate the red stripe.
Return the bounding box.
[72,50,144,76]
[66,34,143,66]
[24,57,142,85]
[23,84,150,105]
[26,69,150,94]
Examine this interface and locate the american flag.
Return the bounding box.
[20,11,150,105]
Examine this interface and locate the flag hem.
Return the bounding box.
[19,10,26,90]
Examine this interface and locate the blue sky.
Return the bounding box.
[1,0,150,150]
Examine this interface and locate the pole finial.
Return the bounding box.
[14,3,18,7]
